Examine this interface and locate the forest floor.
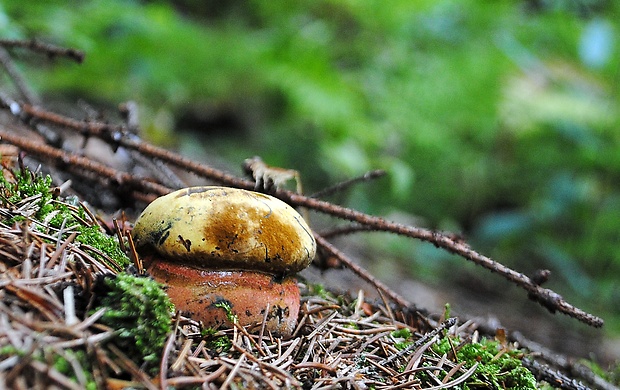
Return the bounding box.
[0,39,617,390]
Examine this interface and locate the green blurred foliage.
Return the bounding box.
[2,1,619,330]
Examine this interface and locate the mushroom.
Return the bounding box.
[131,186,316,336]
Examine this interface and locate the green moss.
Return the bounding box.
[208,335,233,354]
[394,341,412,351]
[0,345,22,358]
[0,345,96,389]
[0,167,130,269]
[201,327,233,353]
[433,337,538,390]
[75,225,130,268]
[443,303,452,319]
[1,168,165,376]
[608,363,620,387]
[215,300,238,324]
[51,349,97,390]
[4,169,52,203]
[200,327,218,337]
[95,273,173,373]
[309,283,333,300]
[0,169,53,221]
[392,328,414,351]
[391,328,413,340]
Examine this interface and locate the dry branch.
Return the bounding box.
[0,128,171,198]
[0,98,603,327]
[0,38,85,63]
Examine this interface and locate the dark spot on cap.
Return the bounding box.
[178,235,192,252]
[142,220,173,247]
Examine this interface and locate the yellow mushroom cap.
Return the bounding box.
[132,186,316,274]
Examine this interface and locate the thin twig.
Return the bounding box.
[361,317,457,374]
[29,360,83,390]
[0,128,171,197]
[300,194,602,327]
[0,47,38,103]
[0,38,85,63]
[522,358,590,390]
[510,331,618,390]
[6,102,252,189]
[320,224,377,239]
[0,101,604,327]
[107,345,158,390]
[315,234,412,309]
[159,313,181,390]
[310,169,386,199]
[221,354,245,390]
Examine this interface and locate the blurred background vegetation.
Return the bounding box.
[2,0,619,360]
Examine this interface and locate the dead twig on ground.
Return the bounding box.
[315,233,411,309]
[0,127,170,198]
[0,99,603,327]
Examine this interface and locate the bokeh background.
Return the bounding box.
[2,0,619,365]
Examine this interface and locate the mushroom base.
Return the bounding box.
[146,260,301,337]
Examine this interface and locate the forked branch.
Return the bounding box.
[0,99,604,328]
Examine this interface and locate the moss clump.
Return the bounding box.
[0,169,54,218]
[95,273,173,372]
[391,327,414,351]
[434,337,538,389]
[201,328,233,354]
[308,283,333,300]
[391,328,413,339]
[0,168,130,269]
[75,225,130,267]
